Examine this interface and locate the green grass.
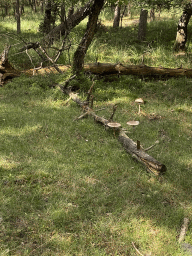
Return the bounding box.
[0,7,192,256]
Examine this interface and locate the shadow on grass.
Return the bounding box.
[0,74,191,255]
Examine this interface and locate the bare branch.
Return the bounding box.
[132,242,144,256]
[109,104,118,122]
[178,218,190,243]
[39,45,62,73]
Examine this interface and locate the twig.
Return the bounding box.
[86,81,95,105]
[94,107,106,112]
[32,63,43,75]
[73,112,88,121]
[90,95,94,109]
[54,32,70,63]
[178,218,189,243]
[132,242,144,256]
[61,74,76,90]
[39,45,62,73]
[144,140,159,152]
[63,96,72,106]
[109,104,118,121]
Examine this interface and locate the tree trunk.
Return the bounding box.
[0,47,21,86]
[20,5,24,15]
[113,4,121,28]
[32,0,37,12]
[174,3,192,52]
[40,0,44,13]
[138,9,148,41]
[16,0,21,34]
[150,8,155,21]
[39,0,52,34]
[4,5,8,16]
[43,0,94,46]
[73,0,105,74]
[127,3,131,17]
[51,2,58,28]
[60,1,65,23]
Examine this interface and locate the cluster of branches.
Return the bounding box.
[2,0,192,75]
[14,0,98,74]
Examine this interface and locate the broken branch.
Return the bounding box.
[178,218,189,244]
[132,242,144,256]
[86,81,95,105]
[64,87,166,176]
[109,104,118,122]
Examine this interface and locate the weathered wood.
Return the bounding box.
[83,62,192,78]
[113,3,121,28]
[174,3,192,51]
[43,0,94,46]
[73,0,105,73]
[0,46,21,85]
[138,9,148,41]
[65,89,166,176]
[178,218,189,244]
[119,130,166,175]
[25,62,192,78]
[4,59,192,85]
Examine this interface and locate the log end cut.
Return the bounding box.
[119,131,167,176]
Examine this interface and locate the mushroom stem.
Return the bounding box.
[138,104,141,114]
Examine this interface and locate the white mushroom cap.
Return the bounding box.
[107,122,121,128]
[126,121,139,126]
[135,98,144,104]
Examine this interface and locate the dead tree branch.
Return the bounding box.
[178,218,189,244]
[63,87,166,176]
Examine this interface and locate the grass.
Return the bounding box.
[0,6,192,256]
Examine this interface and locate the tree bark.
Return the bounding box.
[60,1,65,23]
[150,8,155,21]
[39,0,52,34]
[64,88,166,176]
[118,130,166,175]
[174,3,192,51]
[83,62,192,78]
[73,0,105,74]
[23,62,192,79]
[138,9,148,41]
[0,47,21,86]
[113,3,121,28]
[16,0,21,34]
[43,0,94,46]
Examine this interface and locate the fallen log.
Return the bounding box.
[27,62,192,78]
[83,62,192,78]
[3,43,192,84]
[64,87,166,176]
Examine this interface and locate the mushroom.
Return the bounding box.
[126,121,139,132]
[135,98,144,114]
[107,122,121,129]
[107,122,121,136]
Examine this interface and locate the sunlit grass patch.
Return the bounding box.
[0,8,192,255]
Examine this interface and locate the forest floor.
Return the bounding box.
[0,8,192,256]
